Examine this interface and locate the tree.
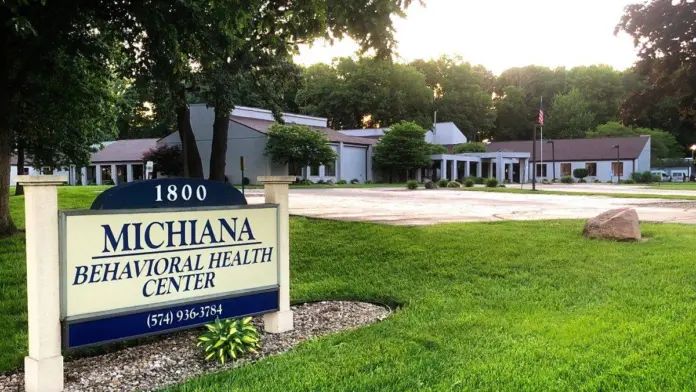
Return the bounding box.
[411,56,496,140]
[616,0,696,138]
[546,89,596,139]
[429,144,447,154]
[492,86,531,141]
[587,121,681,164]
[373,121,432,180]
[565,65,625,126]
[453,142,487,153]
[573,168,589,181]
[264,124,337,179]
[142,145,184,178]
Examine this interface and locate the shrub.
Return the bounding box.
[297,179,313,185]
[573,168,589,180]
[622,179,636,184]
[242,177,250,186]
[142,144,184,177]
[651,174,662,183]
[594,179,601,183]
[316,179,326,185]
[438,179,449,187]
[406,180,419,190]
[474,177,485,184]
[350,178,360,184]
[542,179,551,185]
[365,180,373,184]
[452,142,487,154]
[424,180,437,189]
[464,179,475,187]
[198,317,260,364]
[447,181,461,188]
[324,179,334,185]
[560,176,574,184]
[336,180,347,185]
[498,184,506,188]
[486,178,498,187]
[578,179,587,183]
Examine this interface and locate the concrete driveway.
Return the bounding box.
[246,188,696,226]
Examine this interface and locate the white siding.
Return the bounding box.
[342,145,368,183]
[636,136,651,172]
[529,160,638,182]
[10,166,70,186]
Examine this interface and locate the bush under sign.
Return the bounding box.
[59,179,280,349]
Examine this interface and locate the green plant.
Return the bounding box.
[242,177,250,186]
[622,179,636,184]
[542,179,551,185]
[498,184,506,188]
[438,179,449,187]
[325,179,334,185]
[350,179,360,184]
[594,179,601,183]
[474,177,485,184]
[464,179,475,187]
[573,168,589,180]
[486,178,498,187]
[337,180,347,185]
[447,181,461,188]
[197,317,261,364]
[297,179,313,185]
[452,142,487,154]
[365,180,374,184]
[560,176,574,184]
[406,180,418,190]
[578,179,587,183]
[316,179,326,185]
[424,180,437,189]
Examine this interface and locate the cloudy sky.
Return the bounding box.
[295,0,639,74]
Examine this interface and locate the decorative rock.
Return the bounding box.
[583,208,641,241]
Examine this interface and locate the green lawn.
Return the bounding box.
[4,188,696,390]
[648,182,696,191]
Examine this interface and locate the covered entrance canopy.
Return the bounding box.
[426,151,531,184]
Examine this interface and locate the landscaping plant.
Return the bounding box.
[486,178,498,187]
[573,168,589,182]
[438,179,449,187]
[424,180,437,189]
[474,177,486,184]
[406,180,418,190]
[447,181,461,188]
[560,176,574,184]
[350,179,360,184]
[464,179,475,187]
[197,317,261,364]
[337,180,347,185]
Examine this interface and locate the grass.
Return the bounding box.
[235,183,408,189]
[648,182,696,190]
[4,187,696,390]
[456,186,696,200]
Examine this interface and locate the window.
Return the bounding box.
[536,164,547,177]
[560,163,572,177]
[585,162,597,176]
[324,161,336,177]
[22,168,29,175]
[310,165,319,176]
[612,162,624,176]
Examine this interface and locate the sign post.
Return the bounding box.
[258,176,295,333]
[240,156,246,195]
[18,175,67,392]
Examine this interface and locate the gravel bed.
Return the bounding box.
[631,201,696,209]
[0,301,389,392]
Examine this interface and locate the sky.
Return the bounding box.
[294,0,640,75]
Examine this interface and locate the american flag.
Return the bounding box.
[538,97,544,125]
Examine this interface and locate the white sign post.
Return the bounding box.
[18,175,67,392]
[258,176,295,333]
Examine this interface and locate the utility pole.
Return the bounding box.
[532,124,539,191]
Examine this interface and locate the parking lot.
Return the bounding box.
[246,187,696,226]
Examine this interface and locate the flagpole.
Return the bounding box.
[540,96,543,178]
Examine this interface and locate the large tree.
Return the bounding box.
[373,121,432,180]
[545,88,596,139]
[264,124,337,179]
[587,121,681,164]
[616,0,696,145]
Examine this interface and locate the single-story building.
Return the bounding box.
[486,136,652,182]
[9,156,72,186]
[80,139,158,185]
[159,104,378,184]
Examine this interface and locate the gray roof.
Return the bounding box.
[231,116,377,146]
[90,139,159,163]
[486,136,650,161]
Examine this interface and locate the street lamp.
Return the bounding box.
[546,140,555,181]
[613,144,620,183]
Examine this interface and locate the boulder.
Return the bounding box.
[583,208,641,241]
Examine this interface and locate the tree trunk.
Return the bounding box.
[15,142,24,196]
[175,101,204,178]
[209,107,229,182]
[0,123,17,237]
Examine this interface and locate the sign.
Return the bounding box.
[146,161,154,179]
[59,179,278,348]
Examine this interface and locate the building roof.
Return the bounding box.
[90,138,160,163]
[231,116,377,146]
[486,136,650,161]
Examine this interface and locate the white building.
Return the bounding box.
[159,104,378,184]
[80,139,158,185]
[486,136,652,182]
[9,156,71,186]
